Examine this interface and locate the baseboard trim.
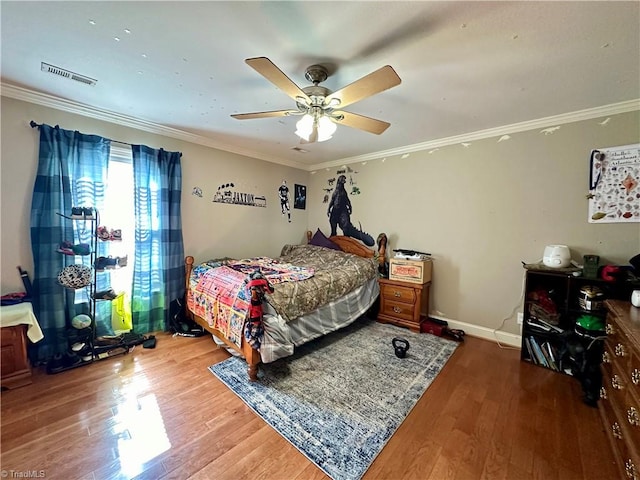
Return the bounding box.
[429,314,522,348]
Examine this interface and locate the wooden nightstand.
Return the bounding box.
[377,278,430,332]
[1,325,32,389]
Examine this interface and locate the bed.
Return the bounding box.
[185,230,386,380]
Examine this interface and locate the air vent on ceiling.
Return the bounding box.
[41,62,97,86]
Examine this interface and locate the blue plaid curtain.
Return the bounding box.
[30,124,110,363]
[131,145,184,333]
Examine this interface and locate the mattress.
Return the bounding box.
[189,243,379,359]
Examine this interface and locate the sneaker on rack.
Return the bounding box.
[62,351,82,368]
[82,207,95,219]
[71,243,91,256]
[117,255,128,268]
[78,345,93,362]
[105,257,118,269]
[92,288,118,301]
[110,229,122,241]
[97,226,111,241]
[94,256,109,271]
[70,207,84,218]
[94,334,124,347]
[57,241,75,255]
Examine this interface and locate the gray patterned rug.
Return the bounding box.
[209,317,459,480]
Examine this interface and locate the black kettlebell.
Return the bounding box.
[392,337,410,358]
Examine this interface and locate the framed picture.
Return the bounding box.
[294,184,306,210]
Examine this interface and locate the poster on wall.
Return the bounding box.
[587,143,640,223]
[294,184,306,210]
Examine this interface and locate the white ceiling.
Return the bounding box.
[1,1,639,170]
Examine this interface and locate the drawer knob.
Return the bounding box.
[393,306,402,314]
[615,343,626,357]
[600,386,608,400]
[393,290,401,297]
[602,351,611,364]
[632,368,640,386]
[613,422,623,439]
[612,375,624,390]
[606,323,615,335]
[625,459,637,479]
[628,407,639,427]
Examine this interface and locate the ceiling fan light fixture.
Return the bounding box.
[316,115,337,142]
[326,98,341,108]
[295,114,314,141]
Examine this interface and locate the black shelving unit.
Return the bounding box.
[520,266,638,405]
[48,208,133,374]
[520,269,612,370]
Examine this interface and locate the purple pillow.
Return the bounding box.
[309,229,342,251]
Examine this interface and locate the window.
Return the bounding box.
[102,146,134,300]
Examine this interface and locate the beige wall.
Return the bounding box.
[307,111,640,337]
[0,96,309,294]
[2,95,639,341]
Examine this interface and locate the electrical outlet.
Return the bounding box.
[517,312,524,325]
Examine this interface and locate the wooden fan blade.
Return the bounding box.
[231,110,297,120]
[245,57,311,103]
[325,65,401,109]
[334,111,391,135]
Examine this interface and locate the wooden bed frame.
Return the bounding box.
[184,231,387,381]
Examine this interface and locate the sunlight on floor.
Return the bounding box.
[111,385,170,477]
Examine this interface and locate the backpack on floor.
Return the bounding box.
[168,296,205,337]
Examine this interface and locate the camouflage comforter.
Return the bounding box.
[267,244,378,322]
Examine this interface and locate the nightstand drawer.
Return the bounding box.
[380,283,417,305]
[381,300,416,322]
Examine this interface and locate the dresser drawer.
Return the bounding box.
[623,389,640,448]
[380,283,417,305]
[600,390,640,480]
[631,350,640,397]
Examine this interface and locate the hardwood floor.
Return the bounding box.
[1,332,619,480]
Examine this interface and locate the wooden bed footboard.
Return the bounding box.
[185,256,262,381]
[185,231,386,381]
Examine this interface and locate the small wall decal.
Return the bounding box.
[540,126,561,135]
[278,180,291,222]
[192,186,203,197]
[213,182,266,207]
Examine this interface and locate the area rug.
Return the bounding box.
[209,317,459,480]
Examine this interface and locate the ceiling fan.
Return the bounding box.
[231,57,401,143]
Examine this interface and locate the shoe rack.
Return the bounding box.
[48,207,131,374]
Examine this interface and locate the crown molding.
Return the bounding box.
[0,82,305,170]
[311,98,640,171]
[3,82,637,173]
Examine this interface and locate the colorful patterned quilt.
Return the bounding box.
[187,244,377,347]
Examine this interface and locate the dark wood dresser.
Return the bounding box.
[599,300,640,479]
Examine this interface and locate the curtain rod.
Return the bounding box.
[30,120,133,146]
